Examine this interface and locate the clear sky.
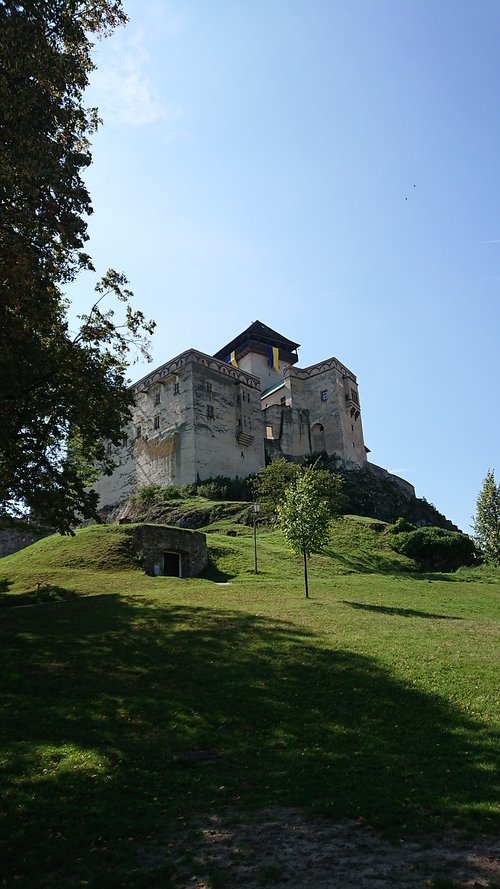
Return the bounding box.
[70,0,500,533]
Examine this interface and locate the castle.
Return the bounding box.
[93,320,372,510]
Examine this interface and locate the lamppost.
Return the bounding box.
[252,502,260,574]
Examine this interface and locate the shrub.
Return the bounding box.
[390,526,478,572]
[195,476,254,501]
[387,517,416,534]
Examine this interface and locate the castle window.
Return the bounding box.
[280,396,286,406]
[154,414,160,430]
[107,442,112,455]
[173,382,180,395]
[206,381,212,393]
[154,390,161,405]
[321,390,328,401]
[206,405,214,419]
[135,425,142,439]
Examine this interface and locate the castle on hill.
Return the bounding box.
[93,320,384,511]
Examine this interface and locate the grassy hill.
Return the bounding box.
[1,517,499,888]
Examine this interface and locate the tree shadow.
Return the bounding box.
[321,545,409,575]
[0,585,85,608]
[1,595,497,886]
[340,601,463,620]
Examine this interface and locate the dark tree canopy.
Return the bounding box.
[0,1,155,531]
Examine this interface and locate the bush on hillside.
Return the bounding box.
[387,517,416,534]
[134,484,195,503]
[196,476,254,501]
[389,526,478,572]
[131,477,254,507]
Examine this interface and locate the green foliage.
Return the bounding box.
[135,477,253,505]
[390,526,478,572]
[276,466,343,597]
[254,458,344,522]
[0,1,154,532]
[253,458,301,518]
[135,484,193,503]
[277,473,333,559]
[473,470,500,564]
[387,517,417,534]
[196,475,254,501]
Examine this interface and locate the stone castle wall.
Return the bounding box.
[92,342,370,511]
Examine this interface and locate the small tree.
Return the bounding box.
[253,458,301,520]
[473,470,500,564]
[276,467,342,597]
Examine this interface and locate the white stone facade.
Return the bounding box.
[92,323,368,510]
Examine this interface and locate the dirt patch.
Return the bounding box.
[140,807,500,888]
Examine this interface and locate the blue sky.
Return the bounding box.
[70,0,500,533]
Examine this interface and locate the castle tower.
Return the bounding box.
[213,320,300,391]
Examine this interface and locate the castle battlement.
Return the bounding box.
[132,348,261,394]
[285,355,357,383]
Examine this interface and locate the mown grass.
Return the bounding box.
[0,519,499,888]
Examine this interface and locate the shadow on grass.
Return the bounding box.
[322,545,410,575]
[0,595,498,886]
[340,601,463,620]
[0,585,83,608]
[201,561,234,583]
[202,544,239,581]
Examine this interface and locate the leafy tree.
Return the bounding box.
[390,526,478,572]
[253,457,345,523]
[276,467,343,597]
[0,1,155,532]
[473,470,500,564]
[253,458,301,519]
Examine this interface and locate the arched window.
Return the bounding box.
[311,423,325,453]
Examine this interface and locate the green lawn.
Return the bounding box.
[1,520,499,888]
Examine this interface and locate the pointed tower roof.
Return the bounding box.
[213,320,300,365]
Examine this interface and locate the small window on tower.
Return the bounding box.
[107,442,112,455]
[280,396,286,406]
[207,405,214,419]
[321,390,328,401]
[173,382,180,395]
[154,390,161,405]
[136,425,142,439]
[154,414,160,430]
[206,381,212,393]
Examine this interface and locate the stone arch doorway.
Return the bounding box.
[311,423,325,453]
[162,551,181,577]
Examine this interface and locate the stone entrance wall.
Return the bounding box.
[130,524,207,577]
